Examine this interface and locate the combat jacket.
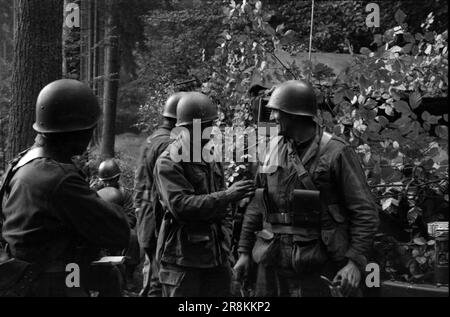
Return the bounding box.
[238,134,379,268]
[1,152,130,266]
[154,139,233,268]
[134,125,173,249]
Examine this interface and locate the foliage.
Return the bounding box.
[373,233,437,283]
[267,0,448,54]
[203,2,448,283]
[132,1,223,133]
[325,11,449,237]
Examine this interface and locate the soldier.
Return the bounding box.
[0,79,130,297]
[97,159,139,290]
[98,159,136,229]
[134,92,184,297]
[233,80,379,297]
[154,92,255,297]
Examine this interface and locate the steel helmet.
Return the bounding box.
[33,79,101,133]
[266,80,317,117]
[163,92,186,119]
[176,92,218,126]
[98,159,121,181]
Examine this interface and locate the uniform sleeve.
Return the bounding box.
[217,165,233,253]
[237,173,265,254]
[123,189,137,229]
[154,156,230,223]
[133,144,149,210]
[333,146,379,267]
[54,173,131,249]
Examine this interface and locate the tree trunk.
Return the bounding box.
[100,0,120,159]
[7,0,63,161]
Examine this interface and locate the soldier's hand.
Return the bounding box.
[233,253,251,282]
[226,180,255,202]
[332,259,361,297]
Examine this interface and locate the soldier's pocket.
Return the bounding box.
[159,267,185,288]
[321,205,349,262]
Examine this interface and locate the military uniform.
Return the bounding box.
[134,124,173,296]
[238,132,379,297]
[0,148,130,296]
[153,139,233,297]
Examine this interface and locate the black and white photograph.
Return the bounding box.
[0,0,448,303]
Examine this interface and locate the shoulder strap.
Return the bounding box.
[289,131,333,191]
[0,148,47,221]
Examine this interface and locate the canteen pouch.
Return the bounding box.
[251,229,279,265]
[291,239,328,274]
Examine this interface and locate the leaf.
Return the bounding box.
[395,9,407,24]
[416,256,427,265]
[435,125,448,140]
[390,46,402,53]
[407,206,422,225]
[372,34,383,46]
[377,116,389,127]
[413,237,426,246]
[422,111,441,124]
[415,33,424,41]
[409,92,422,109]
[424,31,434,42]
[393,100,410,114]
[359,76,370,91]
[275,23,285,33]
[402,43,413,54]
[360,47,372,55]
[403,33,415,43]
[382,197,399,211]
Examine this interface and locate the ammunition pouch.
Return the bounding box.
[291,189,321,227]
[265,189,321,228]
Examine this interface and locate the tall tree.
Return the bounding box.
[100,0,120,158]
[7,0,63,160]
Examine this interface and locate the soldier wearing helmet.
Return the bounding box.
[234,80,379,297]
[153,92,255,297]
[0,79,130,297]
[133,91,185,297]
[96,159,139,289]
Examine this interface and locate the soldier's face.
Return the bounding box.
[271,109,295,136]
[271,109,315,142]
